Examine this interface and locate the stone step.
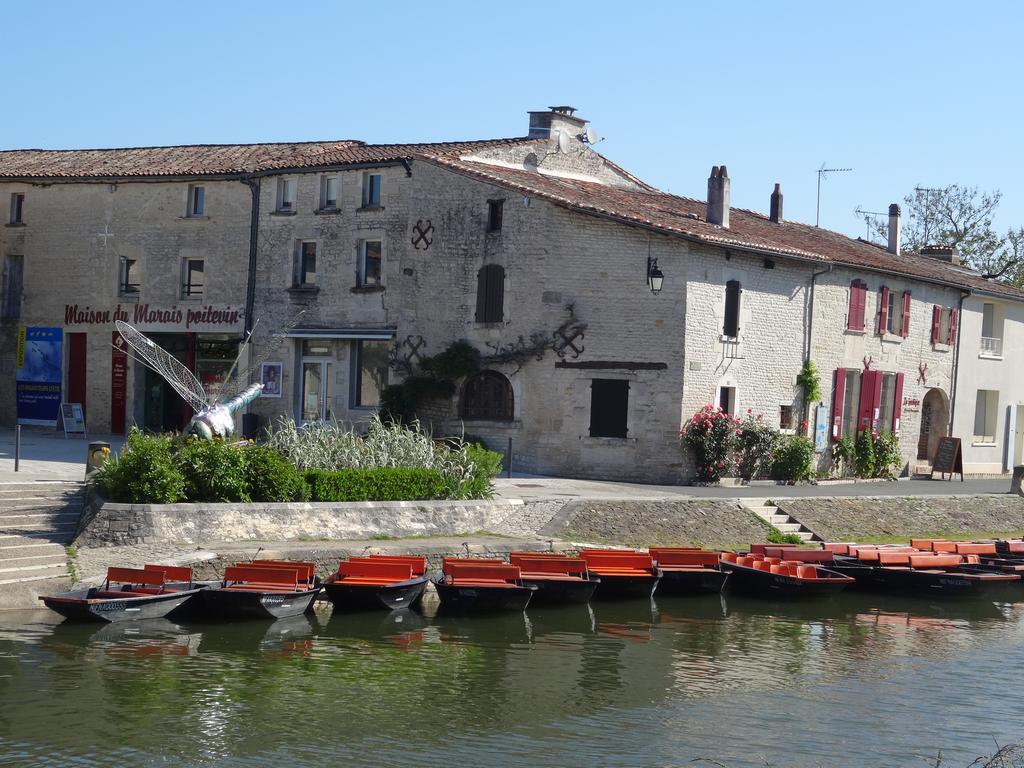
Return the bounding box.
[0,553,68,568]
[794,531,815,542]
[775,522,802,533]
[0,541,67,558]
[0,511,81,522]
[0,562,68,577]
[769,513,790,524]
[0,572,71,590]
[0,523,78,536]
[0,529,76,543]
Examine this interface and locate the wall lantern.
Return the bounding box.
[646,257,665,294]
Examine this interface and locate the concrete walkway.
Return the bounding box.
[0,429,123,483]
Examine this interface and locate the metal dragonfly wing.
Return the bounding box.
[114,320,210,412]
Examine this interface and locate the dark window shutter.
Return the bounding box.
[892,372,905,434]
[931,305,941,344]
[848,281,866,331]
[857,370,879,434]
[723,280,741,337]
[476,265,504,323]
[947,308,959,345]
[589,379,629,438]
[475,268,487,322]
[901,291,912,338]
[831,368,847,441]
[878,287,890,335]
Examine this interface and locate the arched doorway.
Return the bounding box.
[917,388,949,462]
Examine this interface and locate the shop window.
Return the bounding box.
[487,199,504,233]
[589,379,629,438]
[361,173,382,208]
[847,280,867,331]
[320,175,339,210]
[181,258,204,298]
[118,257,140,296]
[295,241,317,286]
[276,178,296,212]
[1,255,23,319]
[353,340,390,407]
[974,389,999,443]
[475,264,505,323]
[723,280,741,338]
[8,193,23,225]
[187,185,205,217]
[359,240,382,286]
[461,371,514,421]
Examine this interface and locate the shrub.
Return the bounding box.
[246,445,310,502]
[174,437,251,502]
[854,431,876,478]
[771,435,816,483]
[455,444,504,499]
[305,467,450,502]
[797,360,821,404]
[735,413,779,481]
[681,405,740,483]
[767,528,805,545]
[95,430,185,504]
[831,435,856,477]
[872,431,902,480]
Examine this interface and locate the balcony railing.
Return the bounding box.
[980,336,1003,357]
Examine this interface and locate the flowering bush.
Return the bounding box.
[735,412,780,481]
[681,405,740,483]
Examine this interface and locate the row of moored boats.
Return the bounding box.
[39,539,1024,623]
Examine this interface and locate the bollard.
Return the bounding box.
[506,437,513,479]
[14,424,20,473]
[86,440,111,479]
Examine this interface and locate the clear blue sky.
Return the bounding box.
[4,0,1021,239]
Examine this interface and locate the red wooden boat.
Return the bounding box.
[201,560,321,620]
[508,552,599,605]
[578,549,661,600]
[433,558,535,613]
[39,565,205,622]
[719,551,853,598]
[323,555,429,611]
[649,547,729,596]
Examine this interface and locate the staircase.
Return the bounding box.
[0,482,86,605]
[741,498,818,543]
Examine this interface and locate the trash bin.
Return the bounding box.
[242,413,260,440]
[86,441,111,478]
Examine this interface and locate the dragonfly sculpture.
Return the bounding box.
[114,313,303,439]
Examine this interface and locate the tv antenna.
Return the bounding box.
[914,186,944,244]
[816,164,853,227]
[854,207,888,242]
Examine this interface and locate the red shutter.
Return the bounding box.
[858,370,882,434]
[931,305,941,344]
[901,291,911,337]
[831,368,847,441]
[878,287,890,335]
[947,308,959,345]
[847,281,866,331]
[892,372,905,434]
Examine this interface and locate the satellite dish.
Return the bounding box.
[556,130,571,154]
[582,126,598,144]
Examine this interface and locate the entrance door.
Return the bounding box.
[301,361,331,423]
[67,333,87,418]
[142,335,191,432]
[917,389,949,463]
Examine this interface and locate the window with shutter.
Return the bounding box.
[461,371,514,421]
[878,287,890,335]
[901,291,912,337]
[589,379,629,438]
[830,368,847,441]
[858,370,882,434]
[475,264,505,323]
[931,305,942,344]
[947,308,959,345]
[848,280,867,331]
[723,280,741,337]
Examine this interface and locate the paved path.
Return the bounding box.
[0,429,123,483]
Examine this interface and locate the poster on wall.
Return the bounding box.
[16,327,64,426]
[260,362,283,397]
[814,405,829,452]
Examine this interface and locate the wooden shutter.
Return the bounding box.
[892,372,905,434]
[475,268,487,322]
[947,308,959,345]
[877,287,890,335]
[848,281,866,331]
[858,370,882,434]
[476,265,505,323]
[831,368,847,441]
[723,280,741,337]
[589,379,629,438]
[901,291,912,337]
[931,305,941,344]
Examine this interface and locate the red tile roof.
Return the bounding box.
[426,155,1024,301]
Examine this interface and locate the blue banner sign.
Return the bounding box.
[16,327,63,426]
[814,405,829,452]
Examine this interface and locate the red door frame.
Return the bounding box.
[67,333,87,419]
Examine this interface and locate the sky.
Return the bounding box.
[3,0,1022,240]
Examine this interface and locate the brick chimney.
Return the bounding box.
[887,203,901,254]
[769,183,783,223]
[921,245,961,265]
[528,106,588,141]
[707,166,730,228]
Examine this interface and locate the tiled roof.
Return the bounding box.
[426,155,1024,301]
[0,137,535,179]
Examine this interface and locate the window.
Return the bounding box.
[831,368,862,441]
[461,371,514,421]
[487,199,504,232]
[878,287,911,337]
[723,280,741,338]
[360,240,382,286]
[320,176,338,209]
[353,340,390,407]
[974,389,999,443]
[877,372,899,434]
[475,264,505,323]
[300,340,332,423]
[718,386,736,416]
[835,368,905,437]
[276,178,296,212]
[295,241,317,286]
[847,280,867,331]
[589,379,629,438]
[187,185,205,217]
[362,173,382,208]
[1,255,23,319]
[9,193,24,224]
[981,302,1003,356]
[118,257,140,296]
[779,405,794,431]
[181,258,204,298]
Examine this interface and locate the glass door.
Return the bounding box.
[301,361,330,423]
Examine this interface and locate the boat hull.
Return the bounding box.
[40,588,203,623]
[323,576,429,612]
[520,575,600,605]
[721,563,850,599]
[433,580,534,613]
[831,562,1016,598]
[590,574,660,601]
[657,568,729,596]
[200,586,320,620]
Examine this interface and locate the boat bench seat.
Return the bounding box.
[94,590,153,599]
[449,580,519,588]
[338,561,414,582]
[338,577,411,586]
[346,555,427,577]
[519,572,584,581]
[579,551,655,572]
[224,584,304,593]
[442,561,522,587]
[650,549,720,568]
[588,567,653,577]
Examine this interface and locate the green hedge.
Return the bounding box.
[305,467,450,502]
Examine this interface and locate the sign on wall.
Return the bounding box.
[16,327,63,426]
[111,330,128,434]
[63,303,244,332]
[814,405,828,452]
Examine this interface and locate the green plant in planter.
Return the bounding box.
[854,431,876,478]
[95,429,185,504]
[735,413,780,481]
[771,435,816,483]
[174,436,251,502]
[831,434,856,477]
[872,431,903,480]
[681,405,740,483]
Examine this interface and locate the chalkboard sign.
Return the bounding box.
[931,436,963,481]
[61,403,87,438]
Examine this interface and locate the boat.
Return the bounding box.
[433,558,535,613]
[578,549,661,600]
[39,565,206,622]
[322,555,430,612]
[649,547,729,596]
[200,560,321,620]
[508,552,600,605]
[719,551,854,598]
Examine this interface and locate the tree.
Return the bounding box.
[859,185,1024,285]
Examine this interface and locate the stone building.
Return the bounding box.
[3,106,1022,479]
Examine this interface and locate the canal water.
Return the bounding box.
[1,594,1023,767]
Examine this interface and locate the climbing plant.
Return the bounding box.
[797,359,821,403]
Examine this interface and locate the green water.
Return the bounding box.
[1,593,1023,767]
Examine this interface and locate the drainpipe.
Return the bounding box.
[241,177,260,334]
[949,289,970,435]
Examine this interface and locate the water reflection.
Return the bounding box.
[0,593,1022,767]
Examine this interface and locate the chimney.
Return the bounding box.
[769,183,783,223]
[887,203,901,254]
[707,165,730,228]
[921,245,961,265]
[528,106,588,141]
